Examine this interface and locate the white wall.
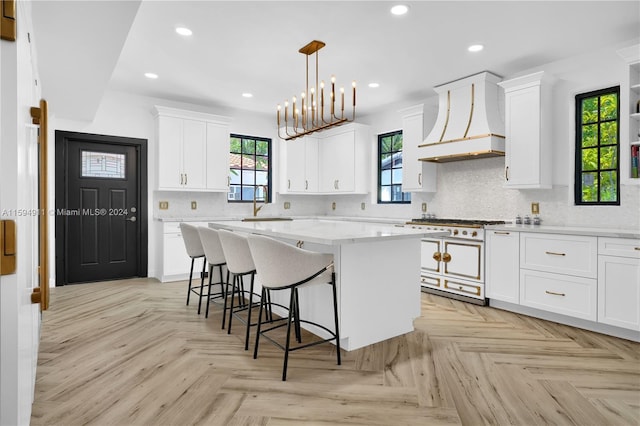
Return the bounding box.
[47,40,640,283]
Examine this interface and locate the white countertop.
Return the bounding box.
[208,219,447,245]
[486,223,640,239]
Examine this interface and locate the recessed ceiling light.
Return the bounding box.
[242,93,253,98]
[175,27,193,36]
[468,44,484,52]
[368,83,380,88]
[391,5,409,15]
[144,72,158,79]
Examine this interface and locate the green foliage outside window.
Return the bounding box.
[575,87,619,205]
[378,131,411,203]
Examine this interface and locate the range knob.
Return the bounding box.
[462,230,468,235]
[453,229,459,235]
[471,231,478,237]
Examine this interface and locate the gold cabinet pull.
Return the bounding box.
[635,247,640,251]
[494,231,510,235]
[418,173,422,186]
[287,179,291,189]
[545,251,566,256]
[442,253,452,263]
[545,290,565,297]
[505,166,509,181]
[433,252,442,262]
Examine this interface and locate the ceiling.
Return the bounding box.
[31,1,640,122]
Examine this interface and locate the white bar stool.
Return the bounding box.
[197,227,230,319]
[179,223,207,314]
[217,229,261,351]
[247,233,341,381]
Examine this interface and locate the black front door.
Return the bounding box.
[56,131,147,284]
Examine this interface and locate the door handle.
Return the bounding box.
[442,253,452,263]
[126,216,137,222]
[433,252,442,262]
[0,220,17,275]
[418,173,422,186]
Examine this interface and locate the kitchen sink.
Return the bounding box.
[241,217,293,222]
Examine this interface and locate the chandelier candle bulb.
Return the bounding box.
[340,87,345,117]
[277,105,281,126]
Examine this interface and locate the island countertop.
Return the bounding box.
[208,218,448,245]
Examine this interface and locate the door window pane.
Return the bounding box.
[81,151,125,179]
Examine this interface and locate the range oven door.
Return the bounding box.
[442,239,484,283]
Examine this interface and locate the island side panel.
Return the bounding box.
[338,237,422,350]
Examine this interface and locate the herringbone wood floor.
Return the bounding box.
[31,278,640,425]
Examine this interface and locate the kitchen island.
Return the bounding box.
[209,219,447,351]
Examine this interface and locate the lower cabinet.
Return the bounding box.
[520,269,597,321]
[160,222,206,282]
[486,230,640,337]
[486,230,520,303]
[598,237,640,331]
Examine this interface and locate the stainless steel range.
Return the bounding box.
[407,218,506,305]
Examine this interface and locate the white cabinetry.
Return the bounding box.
[154,106,231,191]
[487,228,639,341]
[498,72,554,189]
[318,123,370,194]
[159,222,206,282]
[281,135,318,193]
[206,122,232,191]
[519,233,597,320]
[598,237,640,331]
[616,44,640,184]
[399,104,436,192]
[486,230,520,303]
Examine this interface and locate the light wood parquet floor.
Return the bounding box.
[31,278,640,425]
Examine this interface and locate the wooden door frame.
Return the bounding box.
[55,130,148,285]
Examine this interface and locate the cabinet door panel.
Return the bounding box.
[206,122,230,191]
[182,119,207,189]
[421,239,441,273]
[486,230,520,303]
[158,116,183,189]
[505,87,541,186]
[284,138,307,192]
[598,255,640,330]
[320,130,355,192]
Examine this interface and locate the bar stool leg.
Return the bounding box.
[186,258,195,305]
[253,287,266,360]
[282,288,298,381]
[244,273,256,350]
[221,272,231,330]
[197,259,207,315]
[205,264,213,318]
[331,272,341,365]
[227,274,238,334]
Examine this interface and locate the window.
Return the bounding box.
[575,87,620,205]
[228,134,271,202]
[81,151,125,179]
[378,130,411,203]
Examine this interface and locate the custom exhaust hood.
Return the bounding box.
[418,72,505,163]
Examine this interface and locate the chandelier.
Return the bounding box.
[277,40,356,141]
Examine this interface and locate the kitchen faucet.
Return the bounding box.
[253,185,268,217]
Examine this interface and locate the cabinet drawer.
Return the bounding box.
[420,274,441,288]
[164,222,182,234]
[520,233,597,278]
[598,237,640,258]
[443,279,484,299]
[520,269,596,321]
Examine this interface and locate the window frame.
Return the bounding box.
[377,130,411,204]
[228,133,272,203]
[574,86,620,206]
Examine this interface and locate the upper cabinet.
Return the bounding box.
[280,123,370,195]
[318,123,370,194]
[399,104,436,192]
[154,106,231,192]
[617,44,640,185]
[498,72,554,189]
[281,135,318,193]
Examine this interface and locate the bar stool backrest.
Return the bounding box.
[197,227,226,266]
[180,223,205,258]
[218,229,255,274]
